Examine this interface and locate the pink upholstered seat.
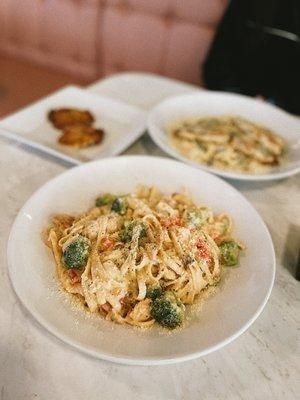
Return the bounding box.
[0,0,227,85]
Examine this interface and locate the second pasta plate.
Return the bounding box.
[147,92,300,181]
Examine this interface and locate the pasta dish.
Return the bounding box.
[44,186,243,329]
[168,115,285,173]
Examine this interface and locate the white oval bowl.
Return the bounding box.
[8,156,275,365]
[147,92,300,181]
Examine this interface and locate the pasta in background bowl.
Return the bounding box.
[168,115,285,174]
[147,92,300,181]
[8,156,275,365]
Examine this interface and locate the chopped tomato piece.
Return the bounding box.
[196,238,206,249]
[196,238,212,265]
[100,302,112,313]
[160,217,184,229]
[67,269,81,284]
[100,237,115,251]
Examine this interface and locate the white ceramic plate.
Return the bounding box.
[7,156,275,365]
[147,92,300,181]
[0,86,146,164]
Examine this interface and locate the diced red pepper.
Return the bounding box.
[196,238,212,265]
[68,269,81,284]
[100,302,112,313]
[160,217,184,229]
[100,237,115,251]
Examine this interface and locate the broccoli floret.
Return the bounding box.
[150,291,185,329]
[62,235,90,269]
[219,240,240,266]
[120,221,146,242]
[185,208,209,228]
[95,193,116,207]
[111,197,127,215]
[146,285,163,300]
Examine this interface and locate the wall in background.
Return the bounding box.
[0,0,227,85]
[0,55,83,117]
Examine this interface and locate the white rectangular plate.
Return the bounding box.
[0,85,146,164]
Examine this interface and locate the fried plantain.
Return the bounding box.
[48,108,94,129]
[58,124,104,148]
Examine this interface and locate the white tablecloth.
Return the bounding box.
[0,73,299,400]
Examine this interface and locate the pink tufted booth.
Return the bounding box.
[0,0,227,85]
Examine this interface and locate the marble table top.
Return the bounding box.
[0,73,299,400]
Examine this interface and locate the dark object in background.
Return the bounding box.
[296,247,300,281]
[203,0,300,114]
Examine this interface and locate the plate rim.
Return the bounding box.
[7,155,276,365]
[147,92,300,181]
